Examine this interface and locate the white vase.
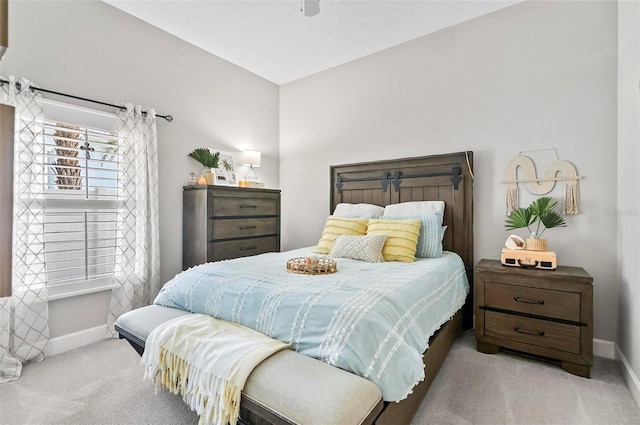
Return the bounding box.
[201,169,216,185]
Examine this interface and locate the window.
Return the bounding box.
[39,100,120,291]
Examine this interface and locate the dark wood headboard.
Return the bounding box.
[330,152,474,329]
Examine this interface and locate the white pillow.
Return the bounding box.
[333,203,384,218]
[329,234,386,263]
[382,201,445,217]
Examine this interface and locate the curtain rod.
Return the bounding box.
[0,78,173,122]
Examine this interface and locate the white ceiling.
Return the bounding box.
[103,0,523,85]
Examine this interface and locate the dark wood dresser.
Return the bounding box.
[475,259,593,377]
[182,185,281,269]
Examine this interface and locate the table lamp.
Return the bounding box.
[240,150,261,184]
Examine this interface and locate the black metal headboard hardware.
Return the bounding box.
[334,172,392,194]
[391,167,463,191]
[335,167,463,194]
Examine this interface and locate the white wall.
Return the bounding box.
[0,0,279,338]
[617,0,640,403]
[280,1,618,342]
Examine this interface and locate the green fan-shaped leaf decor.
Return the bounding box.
[539,210,566,230]
[505,196,566,238]
[505,207,535,231]
[188,148,220,169]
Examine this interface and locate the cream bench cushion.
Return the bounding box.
[115,305,383,425]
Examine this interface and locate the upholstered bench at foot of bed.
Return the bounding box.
[115,305,384,425]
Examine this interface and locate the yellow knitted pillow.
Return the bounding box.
[315,216,369,254]
[366,219,421,263]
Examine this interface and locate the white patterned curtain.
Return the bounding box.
[108,104,160,335]
[0,76,48,383]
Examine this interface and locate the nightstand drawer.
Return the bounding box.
[485,281,581,322]
[210,196,278,217]
[485,311,581,354]
[212,217,278,240]
[210,236,279,262]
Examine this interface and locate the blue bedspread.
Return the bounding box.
[154,247,469,401]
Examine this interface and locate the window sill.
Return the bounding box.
[48,277,116,301]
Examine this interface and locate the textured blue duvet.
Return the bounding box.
[154,247,469,401]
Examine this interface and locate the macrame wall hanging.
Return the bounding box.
[503,149,582,216]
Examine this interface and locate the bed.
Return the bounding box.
[116,151,474,425]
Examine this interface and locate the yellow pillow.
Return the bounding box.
[366,219,421,262]
[315,216,369,254]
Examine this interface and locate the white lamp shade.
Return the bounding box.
[240,150,261,167]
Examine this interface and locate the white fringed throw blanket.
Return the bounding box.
[141,314,289,425]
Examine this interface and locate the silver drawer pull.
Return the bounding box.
[240,204,257,209]
[514,326,544,336]
[239,246,257,251]
[239,226,257,230]
[513,296,544,305]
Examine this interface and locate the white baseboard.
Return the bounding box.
[45,325,109,357]
[594,338,616,359]
[588,336,638,412]
[616,345,640,410]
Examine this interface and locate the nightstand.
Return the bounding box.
[475,259,593,378]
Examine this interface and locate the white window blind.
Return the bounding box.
[40,101,121,286]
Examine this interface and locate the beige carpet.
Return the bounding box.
[1,331,639,425]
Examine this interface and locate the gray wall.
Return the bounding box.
[280,1,618,342]
[0,0,279,337]
[617,0,640,397]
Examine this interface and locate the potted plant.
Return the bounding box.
[505,196,566,250]
[188,148,220,185]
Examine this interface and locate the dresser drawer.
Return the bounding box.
[210,236,279,262]
[484,281,581,322]
[485,310,581,355]
[212,218,278,240]
[210,196,278,217]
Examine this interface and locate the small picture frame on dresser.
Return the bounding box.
[214,151,237,186]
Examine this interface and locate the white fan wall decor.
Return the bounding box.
[503,151,582,216]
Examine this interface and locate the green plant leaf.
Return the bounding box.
[505,207,535,231]
[188,148,220,169]
[539,210,566,230]
[529,196,556,218]
[505,196,567,236]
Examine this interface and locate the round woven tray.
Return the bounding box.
[286,257,337,275]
